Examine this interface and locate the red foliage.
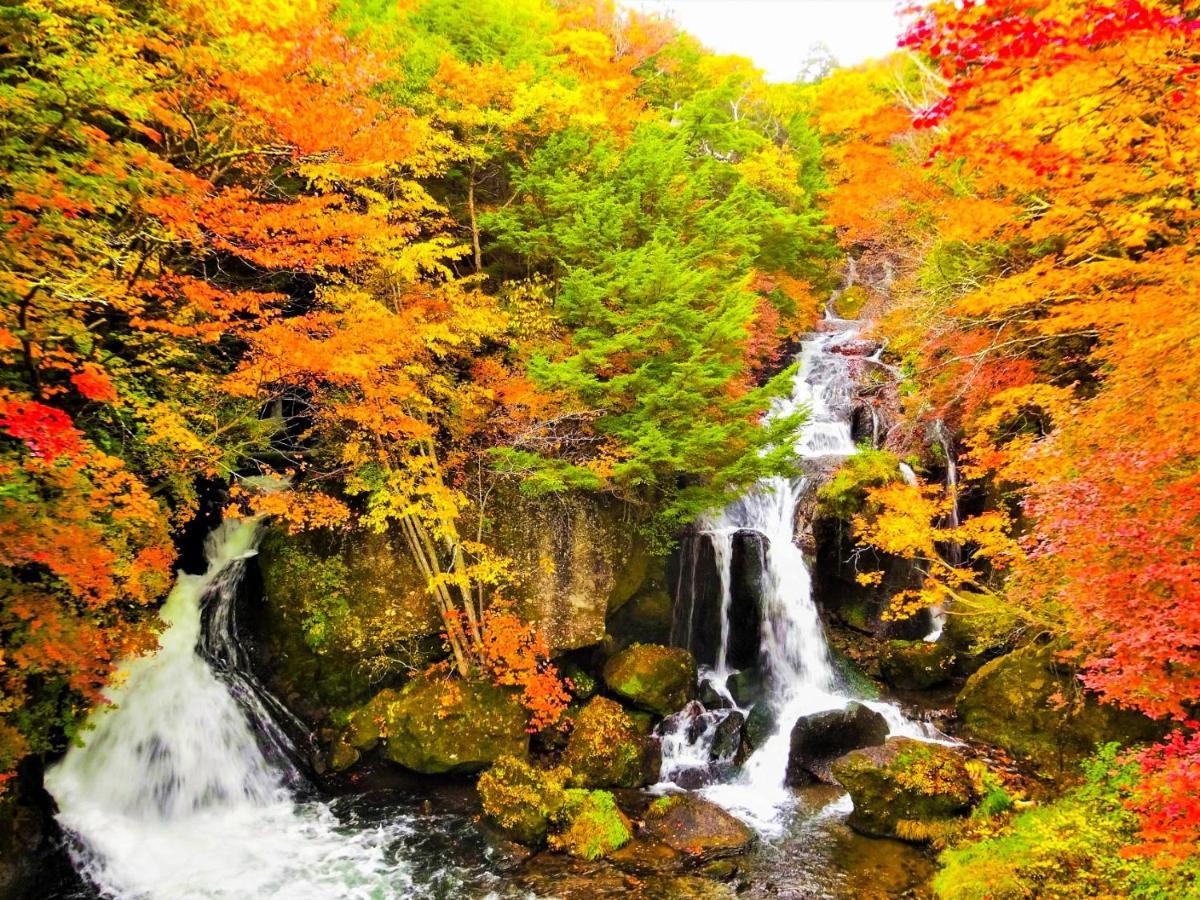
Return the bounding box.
[0,400,82,462]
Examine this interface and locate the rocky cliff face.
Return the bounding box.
[251,488,663,720]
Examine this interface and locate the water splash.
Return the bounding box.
[46,519,418,900]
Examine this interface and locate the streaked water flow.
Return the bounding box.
[659,297,944,833]
[45,519,422,900]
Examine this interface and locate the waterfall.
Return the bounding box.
[46,518,416,900]
[659,293,941,832]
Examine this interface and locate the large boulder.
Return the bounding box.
[256,528,443,710]
[603,644,696,716]
[344,676,527,774]
[640,794,755,863]
[956,642,1163,781]
[832,737,979,841]
[562,697,648,789]
[469,485,657,651]
[786,702,889,786]
[880,640,956,690]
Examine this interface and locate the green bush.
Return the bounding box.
[935,744,1200,899]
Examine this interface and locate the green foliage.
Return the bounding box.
[478,754,571,845]
[935,745,1200,899]
[550,789,632,860]
[818,448,904,520]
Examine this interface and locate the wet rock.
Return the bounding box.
[832,737,978,841]
[698,680,733,710]
[478,755,571,845]
[956,642,1164,781]
[830,337,881,357]
[786,702,889,786]
[710,710,744,762]
[724,669,763,707]
[345,676,527,775]
[550,789,633,860]
[563,697,648,789]
[667,531,763,671]
[328,738,360,772]
[741,701,777,755]
[640,794,756,862]
[880,639,956,690]
[516,853,634,896]
[607,836,685,875]
[603,644,697,716]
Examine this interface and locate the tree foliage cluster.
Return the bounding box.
[0,0,835,783]
[814,0,1200,869]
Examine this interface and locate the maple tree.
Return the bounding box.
[823,0,1200,863]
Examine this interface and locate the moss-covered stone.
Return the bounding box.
[562,697,646,789]
[478,755,571,845]
[956,642,1163,781]
[255,528,443,710]
[880,639,956,690]
[603,644,696,716]
[466,485,658,651]
[641,794,755,862]
[344,675,528,774]
[605,584,673,650]
[550,789,633,860]
[833,737,979,841]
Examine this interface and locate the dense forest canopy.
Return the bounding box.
[2,0,1199,896]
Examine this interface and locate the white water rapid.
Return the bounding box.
[45,518,416,900]
[658,300,944,834]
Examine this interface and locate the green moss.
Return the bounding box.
[343,676,528,774]
[833,284,869,319]
[550,789,632,860]
[956,643,1163,782]
[833,738,980,841]
[478,755,571,845]
[934,745,1200,900]
[602,643,696,716]
[881,640,956,690]
[817,449,904,521]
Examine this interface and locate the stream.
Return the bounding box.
[41,297,943,899]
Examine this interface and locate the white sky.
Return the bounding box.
[626,0,906,81]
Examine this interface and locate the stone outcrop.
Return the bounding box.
[956,642,1163,781]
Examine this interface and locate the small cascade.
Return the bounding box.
[659,277,944,832]
[46,518,417,900]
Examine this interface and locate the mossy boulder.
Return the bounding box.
[255,528,444,710]
[832,737,979,841]
[956,642,1163,781]
[550,789,633,860]
[641,794,755,862]
[466,485,658,651]
[562,697,646,789]
[344,675,527,774]
[786,702,889,786]
[880,639,956,690]
[478,755,572,845]
[603,644,696,716]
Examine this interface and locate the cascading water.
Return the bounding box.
[658,289,943,833]
[45,518,419,900]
